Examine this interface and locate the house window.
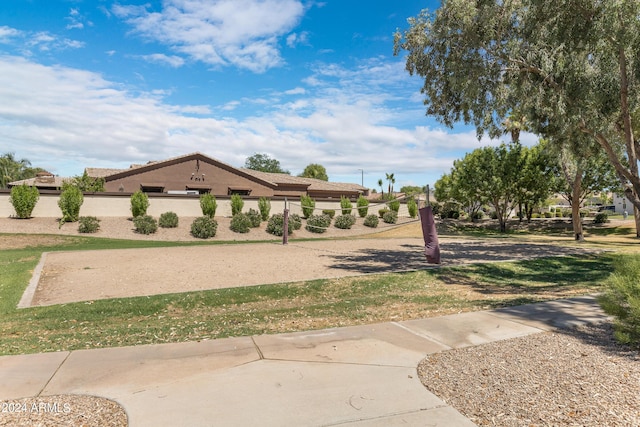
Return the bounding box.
[186,185,211,195]
[227,187,252,196]
[140,184,165,193]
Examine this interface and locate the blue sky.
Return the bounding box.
[0,0,530,191]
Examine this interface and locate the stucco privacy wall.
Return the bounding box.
[0,193,395,218]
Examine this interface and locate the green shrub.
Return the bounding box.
[340,196,353,215]
[133,215,157,234]
[300,194,315,218]
[356,195,369,218]
[130,190,149,218]
[305,214,331,233]
[378,208,390,218]
[9,184,39,218]
[190,216,218,239]
[78,216,100,233]
[471,211,484,221]
[544,211,553,218]
[441,201,461,219]
[289,213,302,230]
[159,211,179,228]
[407,198,418,218]
[383,210,398,224]
[364,214,379,228]
[531,213,541,219]
[594,212,609,224]
[387,199,400,213]
[230,213,252,233]
[266,213,293,236]
[230,194,244,216]
[58,183,83,224]
[258,197,271,221]
[599,255,640,348]
[334,214,356,229]
[200,194,217,218]
[322,209,336,219]
[247,208,262,227]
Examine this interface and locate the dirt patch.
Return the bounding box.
[0,235,75,250]
[28,238,599,307]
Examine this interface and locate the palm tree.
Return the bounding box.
[502,114,527,143]
[0,153,32,189]
[385,173,395,196]
[377,178,384,198]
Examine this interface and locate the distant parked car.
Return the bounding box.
[597,205,616,212]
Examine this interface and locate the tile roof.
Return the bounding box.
[239,169,365,192]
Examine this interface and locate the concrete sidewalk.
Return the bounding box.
[0,296,609,426]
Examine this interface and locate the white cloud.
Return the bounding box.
[286,31,309,48]
[0,26,21,43]
[141,53,185,68]
[113,0,305,73]
[0,55,495,184]
[65,7,91,30]
[284,87,305,95]
[16,31,86,53]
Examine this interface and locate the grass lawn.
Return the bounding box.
[0,220,636,356]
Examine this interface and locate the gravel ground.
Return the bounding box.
[419,322,640,427]
[0,395,127,426]
[0,215,396,242]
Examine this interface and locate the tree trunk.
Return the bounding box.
[635,205,640,238]
[571,172,584,241]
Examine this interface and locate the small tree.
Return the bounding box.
[340,196,352,215]
[9,184,39,218]
[130,190,149,218]
[356,195,369,217]
[200,194,217,218]
[258,197,271,221]
[230,194,244,216]
[407,198,418,218]
[72,171,105,192]
[300,194,315,218]
[58,183,84,225]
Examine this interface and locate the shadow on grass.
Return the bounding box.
[322,241,602,275]
[436,254,612,295]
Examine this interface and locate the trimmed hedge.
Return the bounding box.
[305,214,331,233]
[364,214,379,228]
[133,215,158,234]
[334,214,356,229]
[191,216,218,239]
[159,211,179,228]
[383,211,398,224]
[78,216,100,233]
[230,213,252,233]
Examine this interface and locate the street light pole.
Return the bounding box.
[357,169,364,187]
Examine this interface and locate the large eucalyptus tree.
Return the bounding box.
[395,0,640,236]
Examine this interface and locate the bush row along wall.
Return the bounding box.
[0,191,411,219]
